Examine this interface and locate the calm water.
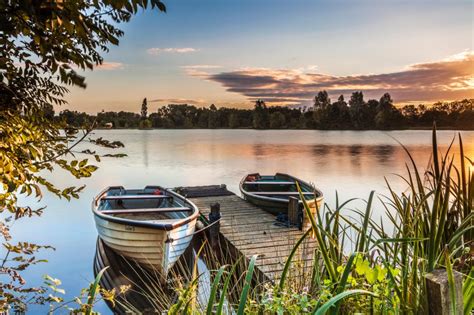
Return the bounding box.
[12,129,474,313]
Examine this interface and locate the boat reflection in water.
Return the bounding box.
[93,237,198,314]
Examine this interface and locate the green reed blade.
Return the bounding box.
[237,254,258,315]
[445,248,457,314]
[85,266,109,315]
[297,182,337,282]
[463,267,474,315]
[432,123,440,180]
[217,258,241,315]
[331,252,358,315]
[356,191,374,253]
[313,289,378,315]
[206,265,227,315]
[168,275,201,315]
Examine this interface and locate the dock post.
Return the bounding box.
[424,268,463,315]
[288,197,301,229]
[208,203,221,250]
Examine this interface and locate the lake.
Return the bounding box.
[12,129,474,313]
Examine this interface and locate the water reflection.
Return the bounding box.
[348,145,363,156]
[348,145,363,168]
[94,238,171,313]
[142,130,149,167]
[371,145,395,164]
[14,129,474,313]
[311,144,331,156]
[253,143,266,157]
[94,237,212,314]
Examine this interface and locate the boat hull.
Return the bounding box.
[94,214,196,274]
[240,173,324,226]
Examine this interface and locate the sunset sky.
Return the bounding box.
[66,0,474,113]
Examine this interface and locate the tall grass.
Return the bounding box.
[102,127,473,314]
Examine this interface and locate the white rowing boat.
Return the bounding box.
[92,185,199,276]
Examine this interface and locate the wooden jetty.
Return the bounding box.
[178,185,317,283]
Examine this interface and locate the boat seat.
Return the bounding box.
[244,181,296,185]
[101,207,191,215]
[101,195,173,200]
[250,191,315,195]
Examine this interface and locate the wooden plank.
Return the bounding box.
[236,239,317,251]
[220,224,297,234]
[228,231,306,244]
[259,258,315,273]
[247,245,315,260]
[219,218,278,226]
[226,228,302,238]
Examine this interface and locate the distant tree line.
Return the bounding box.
[58,92,474,130]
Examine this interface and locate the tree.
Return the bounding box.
[30,98,474,132]
[208,104,218,128]
[313,91,331,110]
[327,95,351,129]
[374,93,403,129]
[228,112,240,128]
[141,98,148,119]
[253,99,269,129]
[269,112,287,129]
[0,0,165,311]
[349,91,372,129]
[0,0,166,113]
[139,98,151,129]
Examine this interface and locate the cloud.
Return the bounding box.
[181,64,222,77]
[200,51,474,104]
[147,47,198,55]
[182,65,222,69]
[95,62,124,71]
[149,98,207,105]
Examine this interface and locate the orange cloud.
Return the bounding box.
[203,51,474,105]
[147,47,198,55]
[181,64,222,77]
[95,62,124,71]
[149,98,207,105]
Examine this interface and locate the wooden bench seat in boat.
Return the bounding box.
[101,195,173,200]
[243,181,296,185]
[249,191,315,195]
[100,207,191,215]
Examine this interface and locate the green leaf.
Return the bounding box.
[79,159,88,167]
[355,257,370,276]
[237,255,258,315]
